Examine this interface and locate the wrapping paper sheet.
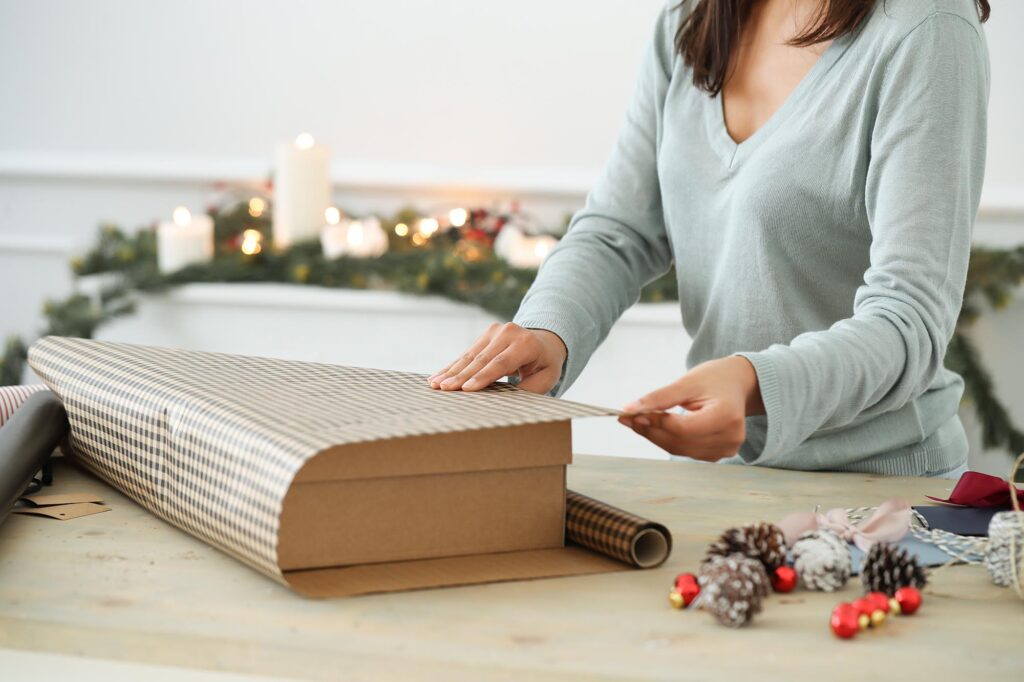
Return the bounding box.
[28,336,655,587]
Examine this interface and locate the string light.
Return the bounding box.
[418,218,439,238]
[394,222,409,237]
[240,229,263,255]
[172,206,192,226]
[449,208,468,228]
[325,206,342,225]
[247,197,266,218]
[411,233,426,246]
[294,133,315,150]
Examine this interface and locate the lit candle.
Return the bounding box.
[273,133,331,249]
[494,226,557,269]
[321,211,389,259]
[156,206,214,273]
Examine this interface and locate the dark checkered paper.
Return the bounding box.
[28,336,626,584]
[566,491,672,568]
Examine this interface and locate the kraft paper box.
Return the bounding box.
[27,336,656,597]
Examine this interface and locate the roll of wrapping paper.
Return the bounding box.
[0,390,69,525]
[0,384,48,428]
[565,490,672,568]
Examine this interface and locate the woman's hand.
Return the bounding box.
[618,356,764,461]
[428,323,568,394]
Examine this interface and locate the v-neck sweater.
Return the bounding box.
[513,0,989,476]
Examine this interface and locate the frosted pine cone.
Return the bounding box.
[791,529,851,592]
[860,542,928,596]
[705,522,788,572]
[698,554,770,627]
[985,511,1024,588]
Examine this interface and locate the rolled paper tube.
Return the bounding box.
[565,490,672,568]
[0,390,69,525]
[0,384,48,428]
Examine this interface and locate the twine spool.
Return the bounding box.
[985,510,1024,590]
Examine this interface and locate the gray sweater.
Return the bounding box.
[513,0,989,476]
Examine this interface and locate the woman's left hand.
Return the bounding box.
[618,356,765,461]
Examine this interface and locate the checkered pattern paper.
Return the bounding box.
[0,384,48,427]
[566,491,672,568]
[28,336,617,583]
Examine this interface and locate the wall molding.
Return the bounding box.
[0,151,597,199]
[2,150,1021,217]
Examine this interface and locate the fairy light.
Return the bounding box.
[411,233,426,246]
[248,197,266,218]
[172,206,192,226]
[418,217,439,238]
[240,229,263,255]
[448,208,468,228]
[394,222,409,237]
[325,206,342,225]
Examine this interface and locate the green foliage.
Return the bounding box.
[4,206,1023,468]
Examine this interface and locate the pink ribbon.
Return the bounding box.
[778,498,911,553]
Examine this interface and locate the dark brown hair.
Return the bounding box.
[676,0,992,95]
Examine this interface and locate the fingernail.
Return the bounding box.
[635,416,651,428]
[441,377,458,389]
[463,379,478,390]
[623,402,641,414]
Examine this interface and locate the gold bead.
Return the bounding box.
[668,591,685,609]
[889,598,901,615]
[870,610,886,627]
[858,614,870,630]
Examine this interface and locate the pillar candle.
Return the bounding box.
[157,207,214,274]
[273,133,331,249]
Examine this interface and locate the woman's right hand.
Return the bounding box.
[427,323,567,394]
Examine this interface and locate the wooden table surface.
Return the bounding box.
[0,455,1019,680]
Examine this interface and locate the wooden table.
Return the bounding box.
[0,456,1018,680]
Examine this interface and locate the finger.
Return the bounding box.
[429,329,496,387]
[462,343,536,391]
[439,337,511,391]
[622,378,697,414]
[509,366,559,394]
[644,409,726,440]
[626,420,736,461]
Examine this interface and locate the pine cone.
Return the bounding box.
[860,542,928,596]
[698,554,770,627]
[705,522,787,571]
[792,529,851,592]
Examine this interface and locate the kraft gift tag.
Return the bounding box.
[13,502,110,520]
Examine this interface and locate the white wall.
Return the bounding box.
[1,0,1022,472]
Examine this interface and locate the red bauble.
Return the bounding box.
[852,597,875,618]
[673,572,700,606]
[865,592,891,614]
[830,603,860,639]
[771,566,798,593]
[894,586,922,615]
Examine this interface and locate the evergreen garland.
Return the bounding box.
[1,202,1021,470]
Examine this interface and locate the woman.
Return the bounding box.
[428,0,990,478]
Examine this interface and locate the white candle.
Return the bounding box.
[156,207,214,274]
[273,133,331,249]
[321,213,389,259]
[494,226,557,269]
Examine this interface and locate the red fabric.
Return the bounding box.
[925,471,1024,508]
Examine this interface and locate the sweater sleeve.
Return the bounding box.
[736,13,989,465]
[512,6,676,396]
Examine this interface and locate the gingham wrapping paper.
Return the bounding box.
[565,490,672,568]
[28,336,616,582]
[0,384,48,428]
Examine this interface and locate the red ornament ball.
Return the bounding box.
[672,572,701,607]
[830,603,860,639]
[852,597,875,618]
[771,566,798,593]
[865,591,891,614]
[894,586,923,615]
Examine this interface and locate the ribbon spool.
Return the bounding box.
[984,453,1024,597]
